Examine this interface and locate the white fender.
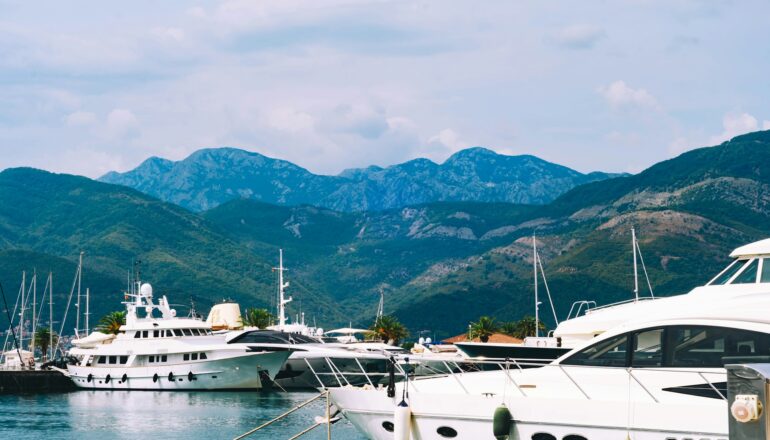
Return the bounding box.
[394,400,412,440]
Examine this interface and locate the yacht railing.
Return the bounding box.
[396,357,728,404]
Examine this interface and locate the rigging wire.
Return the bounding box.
[0,281,23,365]
[537,254,560,326]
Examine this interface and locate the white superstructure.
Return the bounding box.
[331,238,770,440]
[67,282,292,390]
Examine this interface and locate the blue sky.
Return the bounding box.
[0,0,768,177]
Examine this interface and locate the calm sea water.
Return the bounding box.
[0,390,365,440]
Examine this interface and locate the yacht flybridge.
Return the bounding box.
[67,282,292,390]
[329,238,770,440]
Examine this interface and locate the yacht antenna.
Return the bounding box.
[273,249,291,329]
[632,228,639,302]
[533,234,539,338]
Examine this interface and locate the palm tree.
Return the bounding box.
[511,315,547,339]
[97,311,126,335]
[469,316,498,343]
[369,315,409,345]
[243,308,274,328]
[499,321,518,337]
[34,327,58,361]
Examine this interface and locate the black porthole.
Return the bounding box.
[381,421,394,432]
[533,434,557,440]
[563,436,587,440]
[437,426,458,438]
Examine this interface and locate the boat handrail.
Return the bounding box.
[585,296,657,313]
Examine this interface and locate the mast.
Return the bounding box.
[632,227,639,302]
[376,287,384,322]
[31,270,36,353]
[76,251,82,336]
[20,271,25,351]
[85,287,90,334]
[533,234,539,338]
[49,272,53,361]
[274,249,291,328]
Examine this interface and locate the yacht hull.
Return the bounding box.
[68,350,290,390]
[331,386,728,440]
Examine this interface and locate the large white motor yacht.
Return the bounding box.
[330,238,770,440]
[67,282,292,390]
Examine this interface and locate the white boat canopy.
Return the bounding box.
[730,238,770,258]
[325,328,373,335]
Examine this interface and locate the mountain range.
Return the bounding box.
[3,132,770,339]
[100,147,620,212]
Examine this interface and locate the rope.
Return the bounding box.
[537,255,560,326]
[232,391,328,440]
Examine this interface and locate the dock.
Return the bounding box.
[0,369,76,394]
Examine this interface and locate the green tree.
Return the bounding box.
[97,311,126,335]
[499,321,518,337]
[243,308,274,328]
[369,315,409,345]
[469,316,498,343]
[511,315,547,339]
[34,327,59,361]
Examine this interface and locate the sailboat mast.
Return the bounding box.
[49,272,53,360]
[20,271,25,351]
[632,227,639,302]
[31,270,36,353]
[85,288,90,334]
[275,249,291,328]
[533,234,539,338]
[76,252,82,336]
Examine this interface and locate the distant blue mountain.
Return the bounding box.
[99,147,623,212]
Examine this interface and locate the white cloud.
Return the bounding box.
[65,111,96,127]
[550,24,605,49]
[708,112,760,144]
[106,109,140,139]
[152,27,185,43]
[598,80,659,110]
[265,107,315,133]
[763,120,770,130]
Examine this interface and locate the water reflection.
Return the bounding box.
[0,391,362,440]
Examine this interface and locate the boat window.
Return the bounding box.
[732,259,759,284]
[109,356,117,364]
[134,331,140,338]
[668,326,770,367]
[632,328,663,367]
[709,260,745,285]
[191,353,199,361]
[142,330,148,338]
[761,258,770,283]
[173,329,182,337]
[153,330,159,338]
[161,355,167,362]
[200,352,207,360]
[97,356,106,364]
[149,356,155,363]
[183,329,193,336]
[120,356,128,364]
[183,354,189,361]
[561,333,628,367]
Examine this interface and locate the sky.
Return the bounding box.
[0,0,768,178]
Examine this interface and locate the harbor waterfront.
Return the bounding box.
[0,390,363,440]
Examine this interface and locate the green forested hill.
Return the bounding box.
[4,131,770,339]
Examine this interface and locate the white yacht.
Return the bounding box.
[329,238,770,440]
[67,282,292,390]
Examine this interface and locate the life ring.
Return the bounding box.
[122,373,128,383]
[87,374,93,383]
[153,373,159,383]
[168,372,174,382]
[105,374,111,384]
[188,371,195,381]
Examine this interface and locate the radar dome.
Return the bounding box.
[140,283,153,297]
